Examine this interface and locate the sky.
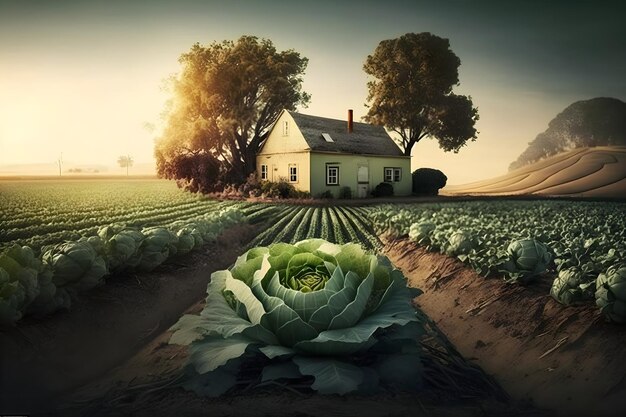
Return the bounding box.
[0,0,624,183]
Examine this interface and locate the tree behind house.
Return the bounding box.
[363,32,479,156]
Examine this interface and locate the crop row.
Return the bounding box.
[246,205,382,250]
[367,200,626,321]
[0,207,247,326]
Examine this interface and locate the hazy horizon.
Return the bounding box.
[1,0,624,184]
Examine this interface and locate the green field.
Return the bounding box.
[0,179,228,250]
[1,178,625,326]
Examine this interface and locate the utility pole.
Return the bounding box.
[57,153,63,176]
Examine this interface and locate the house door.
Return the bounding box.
[357,165,369,198]
[271,164,277,181]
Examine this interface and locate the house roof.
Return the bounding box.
[287,111,404,156]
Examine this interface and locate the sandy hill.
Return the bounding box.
[443,146,626,199]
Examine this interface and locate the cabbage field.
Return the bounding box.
[1,179,625,327]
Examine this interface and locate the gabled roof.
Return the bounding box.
[287,111,404,156]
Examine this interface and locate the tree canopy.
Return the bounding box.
[510,97,626,170]
[155,36,310,193]
[363,32,479,156]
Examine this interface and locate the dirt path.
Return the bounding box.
[384,237,626,417]
[0,224,257,415]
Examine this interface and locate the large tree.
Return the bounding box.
[363,32,479,156]
[155,36,310,192]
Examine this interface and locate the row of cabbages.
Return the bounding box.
[0,207,246,326]
[368,202,626,323]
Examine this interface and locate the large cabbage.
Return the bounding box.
[595,264,626,323]
[169,239,424,396]
[501,239,552,283]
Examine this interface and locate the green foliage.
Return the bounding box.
[363,32,478,155]
[412,168,447,195]
[501,239,552,283]
[0,206,247,326]
[260,179,298,199]
[550,266,596,305]
[155,35,311,191]
[41,240,108,291]
[595,264,626,323]
[169,239,424,396]
[372,182,394,197]
[368,201,625,294]
[510,97,626,170]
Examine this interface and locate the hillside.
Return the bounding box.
[509,97,626,171]
[443,146,626,198]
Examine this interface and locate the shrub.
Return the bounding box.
[260,178,298,199]
[372,182,394,197]
[318,190,334,199]
[412,168,447,195]
[339,186,352,199]
[238,173,262,197]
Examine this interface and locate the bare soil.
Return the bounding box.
[384,237,626,417]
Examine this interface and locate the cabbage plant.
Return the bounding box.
[501,239,552,283]
[595,264,626,323]
[550,266,596,305]
[408,222,436,245]
[41,240,108,291]
[169,239,424,396]
[445,231,475,256]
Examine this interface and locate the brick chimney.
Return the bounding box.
[348,109,353,133]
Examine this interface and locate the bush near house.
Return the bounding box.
[339,186,352,199]
[372,182,394,197]
[412,168,447,195]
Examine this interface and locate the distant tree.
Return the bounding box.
[510,97,626,170]
[363,32,479,156]
[155,35,310,192]
[117,155,134,176]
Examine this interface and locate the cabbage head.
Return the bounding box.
[169,239,424,396]
[138,227,178,271]
[0,266,24,325]
[98,226,144,272]
[408,222,436,245]
[550,266,595,305]
[0,245,41,308]
[446,231,474,256]
[595,264,626,323]
[501,239,552,283]
[41,240,108,291]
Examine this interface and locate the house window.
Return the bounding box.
[326,165,339,185]
[289,164,298,183]
[384,167,402,182]
[282,121,289,136]
[260,164,268,180]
